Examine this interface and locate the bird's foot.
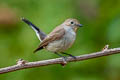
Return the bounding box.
[61,56,67,67]
[54,52,68,67]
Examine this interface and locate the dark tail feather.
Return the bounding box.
[21,17,40,32]
[21,17,47,41]
[33,47,43,53]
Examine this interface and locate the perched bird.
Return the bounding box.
[21,18,83,62]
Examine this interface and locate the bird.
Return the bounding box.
[21,18,83,62]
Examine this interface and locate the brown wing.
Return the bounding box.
[34,26,65,53]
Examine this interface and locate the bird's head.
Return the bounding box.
[63,18,83,32]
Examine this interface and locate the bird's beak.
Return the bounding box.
[76,24,83,27]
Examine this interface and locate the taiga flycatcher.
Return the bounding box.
[22,18,83,62]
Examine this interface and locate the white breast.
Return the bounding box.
[64,26,76,40]
[63,26,76,48]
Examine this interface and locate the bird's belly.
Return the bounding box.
[46,33,76,52]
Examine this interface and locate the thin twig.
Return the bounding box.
[0,47,120,74]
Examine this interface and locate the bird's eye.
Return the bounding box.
[70,21,74,24]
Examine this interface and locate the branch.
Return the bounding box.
[0,47,120,74]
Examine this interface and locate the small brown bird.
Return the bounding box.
[22,18,83,61]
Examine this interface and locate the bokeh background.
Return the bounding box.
[0,0,120,80]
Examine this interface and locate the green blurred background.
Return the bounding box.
[0,0,120,80]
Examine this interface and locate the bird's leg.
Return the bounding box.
[55,53,67,64]
[61,52,76,59]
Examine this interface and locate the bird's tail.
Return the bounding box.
[21,17,47,42]
[33,46,43,53]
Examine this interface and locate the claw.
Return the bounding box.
[61,56,67,67]
[62,56,67,63]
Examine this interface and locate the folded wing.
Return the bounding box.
[34,27,65,53]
